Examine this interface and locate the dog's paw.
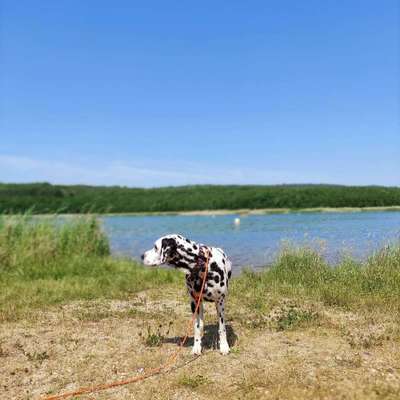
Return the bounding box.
[191,344,202,356]
[220,342,230,355]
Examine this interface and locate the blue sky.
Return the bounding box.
[1,1,399,187]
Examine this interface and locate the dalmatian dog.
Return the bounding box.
[142,234,232,355]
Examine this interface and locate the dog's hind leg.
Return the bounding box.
[216,299,230,355]
[190,300,203,355]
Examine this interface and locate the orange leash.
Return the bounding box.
[41,249,210,400]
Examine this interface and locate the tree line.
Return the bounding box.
[0,182,399,213]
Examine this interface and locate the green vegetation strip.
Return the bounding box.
[0,216,399,323]
[1,183,400,213]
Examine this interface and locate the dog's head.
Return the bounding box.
[141,235,179,266]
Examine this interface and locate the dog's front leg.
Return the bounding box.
[190,300,203,355]
[216,299,230,355]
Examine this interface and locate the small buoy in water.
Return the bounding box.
[234,217,241,225]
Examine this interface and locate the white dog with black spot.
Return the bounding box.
[142,234,232,355]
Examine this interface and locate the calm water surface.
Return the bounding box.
[102,211,400,274]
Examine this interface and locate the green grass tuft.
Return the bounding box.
[178,374,210,389]
[232,243,400,313]
[0,215,180,321]
[0,214,109,273]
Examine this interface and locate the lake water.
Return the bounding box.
[102,211,400,274]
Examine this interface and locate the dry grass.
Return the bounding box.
[1,288,399,400]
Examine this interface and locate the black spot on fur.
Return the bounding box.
[220,281,225,287]
[193,245,198,250]
[175,261,190,270]
[214,275,220,283]
[161,238,177,261]
[210,262,224,281]
[228,271,232,279]
[180,255,196,264]
[210,262,218,271]
[194,280,202,292]
[220,317,224,324]
[222,259,226,264]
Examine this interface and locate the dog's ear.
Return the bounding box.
[161,237,177,263]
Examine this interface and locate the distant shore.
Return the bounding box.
[3,183,400,215]
[28,205,400,217]
[142,205,400,216]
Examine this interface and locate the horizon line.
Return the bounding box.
[1,181,399,190]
